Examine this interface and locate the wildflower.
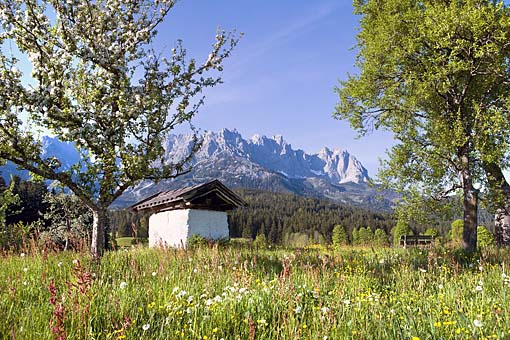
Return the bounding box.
[412,337,420,340]
[475,285,483,292]
[20,253,25,257]
[473,319,483,328]
[213,295,222,303]
[23,267,28,272]
[205,299,214,306]
[72,259,79,265]
[22,281,27,286]
[343,299,351,305]
[152,271,157,277]
[142,324,150,331]
[212,328,219,333]
[257,319,267,326]
[294,306,302,314]
[172,287,180,294]
[323,337,328,340]
[119,282,127,289]
[418,268,427,273]
[438,284,443,289]
[321,307,330,314]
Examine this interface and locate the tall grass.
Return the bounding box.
[1,245,510,339]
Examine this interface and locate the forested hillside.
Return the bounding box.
[227,189,396,245]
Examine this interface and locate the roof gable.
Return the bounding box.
[129,180,247,213]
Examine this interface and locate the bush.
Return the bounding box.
[423,227,439,238]
[187,235,208,248]
[450,219,464,243]
[477,226,495,248]
[393,220,411,246]
[374,228,388,247]
[332,224,348,247]
[253,233,268,248]
[358,227,373,246]
[351,228,360,246]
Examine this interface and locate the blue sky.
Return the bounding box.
[155,0,395,177]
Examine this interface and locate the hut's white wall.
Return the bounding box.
[148,209,229,248]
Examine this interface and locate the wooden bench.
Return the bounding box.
[399,235,434,248]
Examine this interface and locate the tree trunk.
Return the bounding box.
[460,146,477,252]
[91,208,108,259]
[495,209,510,246]
[482,161,510,246]
[462,186,478,252]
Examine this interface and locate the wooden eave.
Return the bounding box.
[129,179,247,213]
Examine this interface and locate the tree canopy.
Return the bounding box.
[0,0,240,257]
[336,0,510,251]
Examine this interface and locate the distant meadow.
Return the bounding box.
[2,245,510,339]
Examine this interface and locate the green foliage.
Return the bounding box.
[374,228,388,247]
[393,221,412,246]
[41,191,92,250]
[0,179,20,249]
[358,227,373,246]
[423,227,440,238]
[6,176,48,226]
[228,189,395,245]
[332,224,348,247]
[336,0,510,251]
[253,232,268,248]
[477,225,495,248]
[187,235,208,248]
[451,219,464,243]
[351,228,360,246]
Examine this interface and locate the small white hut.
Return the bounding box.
[130,180,247,248]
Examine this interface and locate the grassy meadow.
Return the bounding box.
[1,244,510,340]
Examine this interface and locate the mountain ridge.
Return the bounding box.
[0,129,395,211]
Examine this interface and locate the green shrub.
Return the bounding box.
[187,234,208,248]
[450,219,464,244]
[358,227,373,246]
[423,227,439,238]
[351,228,360,246]
[253,233,268,248]
[393,220,411,246]
[374,228,388,247]
[477,225,495,248]
[332,224,348,247]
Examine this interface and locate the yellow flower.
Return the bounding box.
[412,337,420,340]
[203,336,208,340]
[212,328,219,333]
[433,321,442,327]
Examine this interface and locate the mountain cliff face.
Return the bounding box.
[163,129,369,184]
[121,129,393,210]
[0,129,394,210]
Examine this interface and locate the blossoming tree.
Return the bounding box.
[0,0,239,258]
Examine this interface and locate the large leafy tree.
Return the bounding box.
[0,0,239,258]
[336,0,510,251]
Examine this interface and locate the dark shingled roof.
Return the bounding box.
[129,179,247,213]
